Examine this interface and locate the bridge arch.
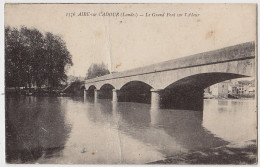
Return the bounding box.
[100,83,115,90]
[150,57,255,90]
[87,85,96,97]
[159,72,249,110]
[99,83,115,99]
[163,72,248,90]
[118,80,153,103]
[119,80,153,90]
[87,85,96,90]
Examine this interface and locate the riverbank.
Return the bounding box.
[5,88,81,97]
[149,140,257,164]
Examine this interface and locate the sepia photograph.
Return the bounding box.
[4,3,257,165]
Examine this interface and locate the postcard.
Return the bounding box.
[4,3,257,164]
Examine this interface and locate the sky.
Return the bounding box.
[4,3,256,77]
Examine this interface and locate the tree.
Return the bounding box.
[19,26,46,88]
[44,32,73,88]
[5,27,27,89]
[86,62,110,79]
[5,26,73,90]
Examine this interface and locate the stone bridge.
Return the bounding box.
[84,41,256,111]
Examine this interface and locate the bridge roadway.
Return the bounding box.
[84,41,255,111]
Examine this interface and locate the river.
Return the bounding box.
[6,96,257,164]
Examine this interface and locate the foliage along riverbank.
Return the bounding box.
[149,140,257,164]
[5,26,73,90]
[5,87,80,97]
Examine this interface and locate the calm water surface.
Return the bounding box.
[6,96,257,164]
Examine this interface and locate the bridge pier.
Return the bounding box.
[94,89,100,102]
[84,89,87,98]
[151,89,162,109]
[84,89,87,101]
[112,89,119,102]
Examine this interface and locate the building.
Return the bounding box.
[209,80,231,98]
[205,79,255,99]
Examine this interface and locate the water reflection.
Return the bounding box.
[203,99,256,143]
[6,96,71,163]
[6,97,256,164]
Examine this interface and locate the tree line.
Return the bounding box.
[5,26,73,90]
[86,62,110,79]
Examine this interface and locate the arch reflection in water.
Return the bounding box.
[6,97,256,164]
[91,100,228,156]
[148,107,228,153]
